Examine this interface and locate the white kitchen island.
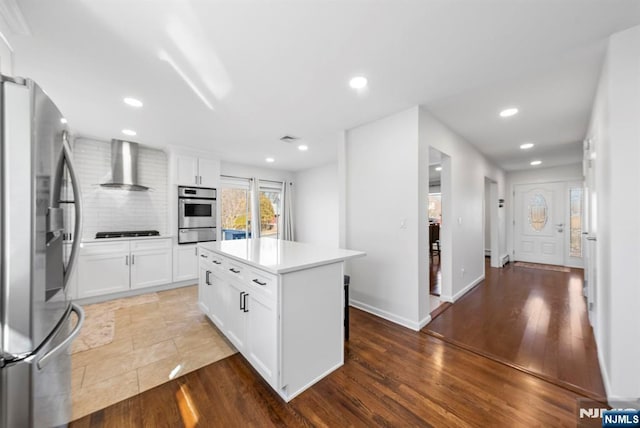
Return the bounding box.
[198,238,365,402]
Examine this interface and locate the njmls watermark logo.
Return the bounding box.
[577,398,640,428]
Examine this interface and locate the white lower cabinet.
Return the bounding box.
[173,244,199,282]
[130,239,172,289]
[77,242,130,298]
[198,265,212,315]
[208,270,228,330]
[198,251,277,388]
[225,281,248,351]
[245,291,277,385]
[78,238,172,299]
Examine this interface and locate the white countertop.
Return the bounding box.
[81,235,174,243]
[199,239,365,274]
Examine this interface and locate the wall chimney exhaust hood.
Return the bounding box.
[100,139,149,191]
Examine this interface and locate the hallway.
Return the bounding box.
[423,260,605,398]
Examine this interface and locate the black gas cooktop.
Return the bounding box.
[95,230,160,239]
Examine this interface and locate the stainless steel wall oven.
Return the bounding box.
[178,186,216,244]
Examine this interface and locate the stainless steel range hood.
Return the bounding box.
[100,139,149,191]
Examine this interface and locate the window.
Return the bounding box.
[220,176,285,240]
[220,177,252,240]
[569,187,583,258]
[528,194,548,232]
[259,181,282,239]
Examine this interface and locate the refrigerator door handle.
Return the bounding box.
[0,303,85,369]
[36,303,85,370]
[61,131,83,287]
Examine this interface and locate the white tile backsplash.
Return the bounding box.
[73,138,168,239]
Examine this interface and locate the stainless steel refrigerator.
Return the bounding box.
[1,75,85,427]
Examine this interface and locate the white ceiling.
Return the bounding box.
[4,0,640,172]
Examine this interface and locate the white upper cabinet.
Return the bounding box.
[176,155,199,186]
[176,154,220,188]
[197,157,220,188]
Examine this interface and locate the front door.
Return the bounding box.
[514,182,565,265]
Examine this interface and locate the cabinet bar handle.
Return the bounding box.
[195,175,198,184]
[213,260,221,265]
[125,255,129,265]
[240,291,245,310]
[252,279,267,286]
[194,247,197,256]
[229,268,240,274]
[243,293,249,312]
[131,254,135,265]
[201,254,208,258]
[205,270,211,285]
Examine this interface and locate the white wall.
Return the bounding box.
[74,138,168,239]
[343,107,506,330]
[505,163,583,259]
[419,108,506,305]
[345,107,423,329]
[293,162,339,247]
[586,24,640,401]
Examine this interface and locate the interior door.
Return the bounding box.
[514,182,565,265]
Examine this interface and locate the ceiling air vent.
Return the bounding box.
[280,135,299,143]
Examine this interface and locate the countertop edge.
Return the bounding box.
[81,235,175,243]
[199,241,366,275]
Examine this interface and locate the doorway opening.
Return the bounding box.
[484,178,500,271]
[428,148,451,314]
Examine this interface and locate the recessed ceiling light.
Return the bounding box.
[499,107,519,118]
[265,157,275,163]
[520,143,534,150]
[530,160,542,166]
[349,76,368,89]
[124,97,143,108]
[60,118,67,124]
[298,144,308,151]
[435,166,442,171]
[122,129,137,136]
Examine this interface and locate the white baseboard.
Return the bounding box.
[451,275,484,303]
[419,315,432,329]
[440,295,454,303]
[74,280,196,306]
[349,299,424,331]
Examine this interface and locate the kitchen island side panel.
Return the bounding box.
[279,262,344,401]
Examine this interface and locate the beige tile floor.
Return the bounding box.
[71,285,237,421]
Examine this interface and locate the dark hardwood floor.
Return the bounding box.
[430,254,441,296]
[423,260,606,399]
[72,306,591,427]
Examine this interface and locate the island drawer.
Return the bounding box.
[209,253,226,270]
[198,248,215,263]
[246,267,277,300]
[225,259,247,281]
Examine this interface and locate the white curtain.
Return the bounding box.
[250,177,260,238]
[282,181,295,241]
